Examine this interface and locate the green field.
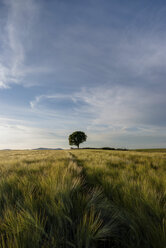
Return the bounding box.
[0,150,165,248]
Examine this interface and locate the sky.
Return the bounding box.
[0,0,166,149]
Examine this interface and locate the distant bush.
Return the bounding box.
[102,147,115,150]
[78,147,128,151]
[116,148,128,151]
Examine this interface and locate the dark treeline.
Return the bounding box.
[71,147,128,151]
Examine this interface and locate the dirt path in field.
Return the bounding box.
[67,151,87,181]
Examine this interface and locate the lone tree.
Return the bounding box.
[69,131,87,149]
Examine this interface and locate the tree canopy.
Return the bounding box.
[68,131,87,149]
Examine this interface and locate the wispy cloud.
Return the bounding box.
[0,0,39,87]
[30,94,74,109]
[77,86,166,128]
[30,85,166,134]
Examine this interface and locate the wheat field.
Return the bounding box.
[0,149,165,248]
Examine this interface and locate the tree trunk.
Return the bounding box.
[77,144,79,149]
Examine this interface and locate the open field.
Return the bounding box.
[0,150,165,248]
[133,148,166,153]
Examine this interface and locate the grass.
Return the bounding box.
[0,149,165,247]
[133,148,166,153]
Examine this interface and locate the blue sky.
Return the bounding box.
[0,0,166,149]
